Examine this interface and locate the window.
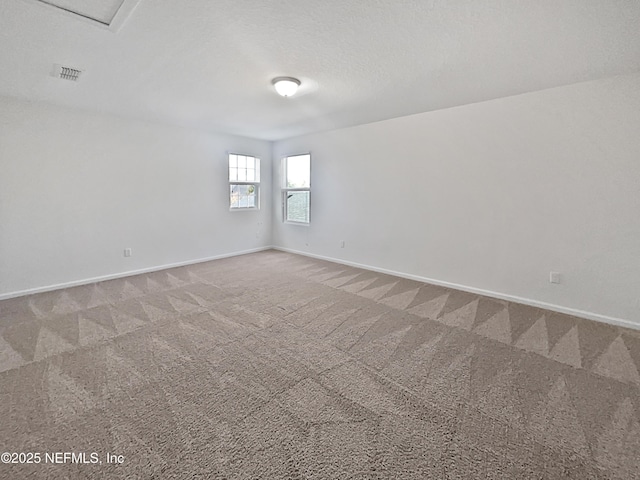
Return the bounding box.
[229,154,260,210]
[283,154,311,224]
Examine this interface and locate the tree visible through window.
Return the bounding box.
[283,154,311,223]
[229,154,260,209]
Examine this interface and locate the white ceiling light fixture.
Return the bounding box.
[272,77,301,97]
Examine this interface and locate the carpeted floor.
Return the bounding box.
[1,250,639,479]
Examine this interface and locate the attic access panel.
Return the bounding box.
[34,0,137,28]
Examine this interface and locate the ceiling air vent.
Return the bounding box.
[53,64,83,82]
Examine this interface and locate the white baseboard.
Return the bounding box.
[0,246,274,301]
[273,246,639,331]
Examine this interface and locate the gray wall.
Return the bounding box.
[272,73,640,327]
[0,96,272,296]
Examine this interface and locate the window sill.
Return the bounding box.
[284,220,310,226]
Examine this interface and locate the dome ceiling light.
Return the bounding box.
[272,77,301,97]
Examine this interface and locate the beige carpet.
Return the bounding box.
[1,250,639,479]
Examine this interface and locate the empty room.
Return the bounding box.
[1,0,640,478]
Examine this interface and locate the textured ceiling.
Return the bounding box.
[1,0,640,140]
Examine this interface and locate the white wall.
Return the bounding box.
[0,96,271,296]
[272,73,640,326]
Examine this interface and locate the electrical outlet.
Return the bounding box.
[340,240,345,248]
[124,248,132,257]
[549,271,561,284]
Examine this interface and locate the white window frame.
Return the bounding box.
[282,153,311,225]
[228,153,260,211]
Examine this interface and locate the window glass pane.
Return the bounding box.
[286,191,310,223]
[286,154,310,188]
[229,155,260,183]
[230,184,239,208]
[230,184,258,209]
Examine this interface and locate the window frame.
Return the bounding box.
[228,153,260,211]
[282,153,311,225]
